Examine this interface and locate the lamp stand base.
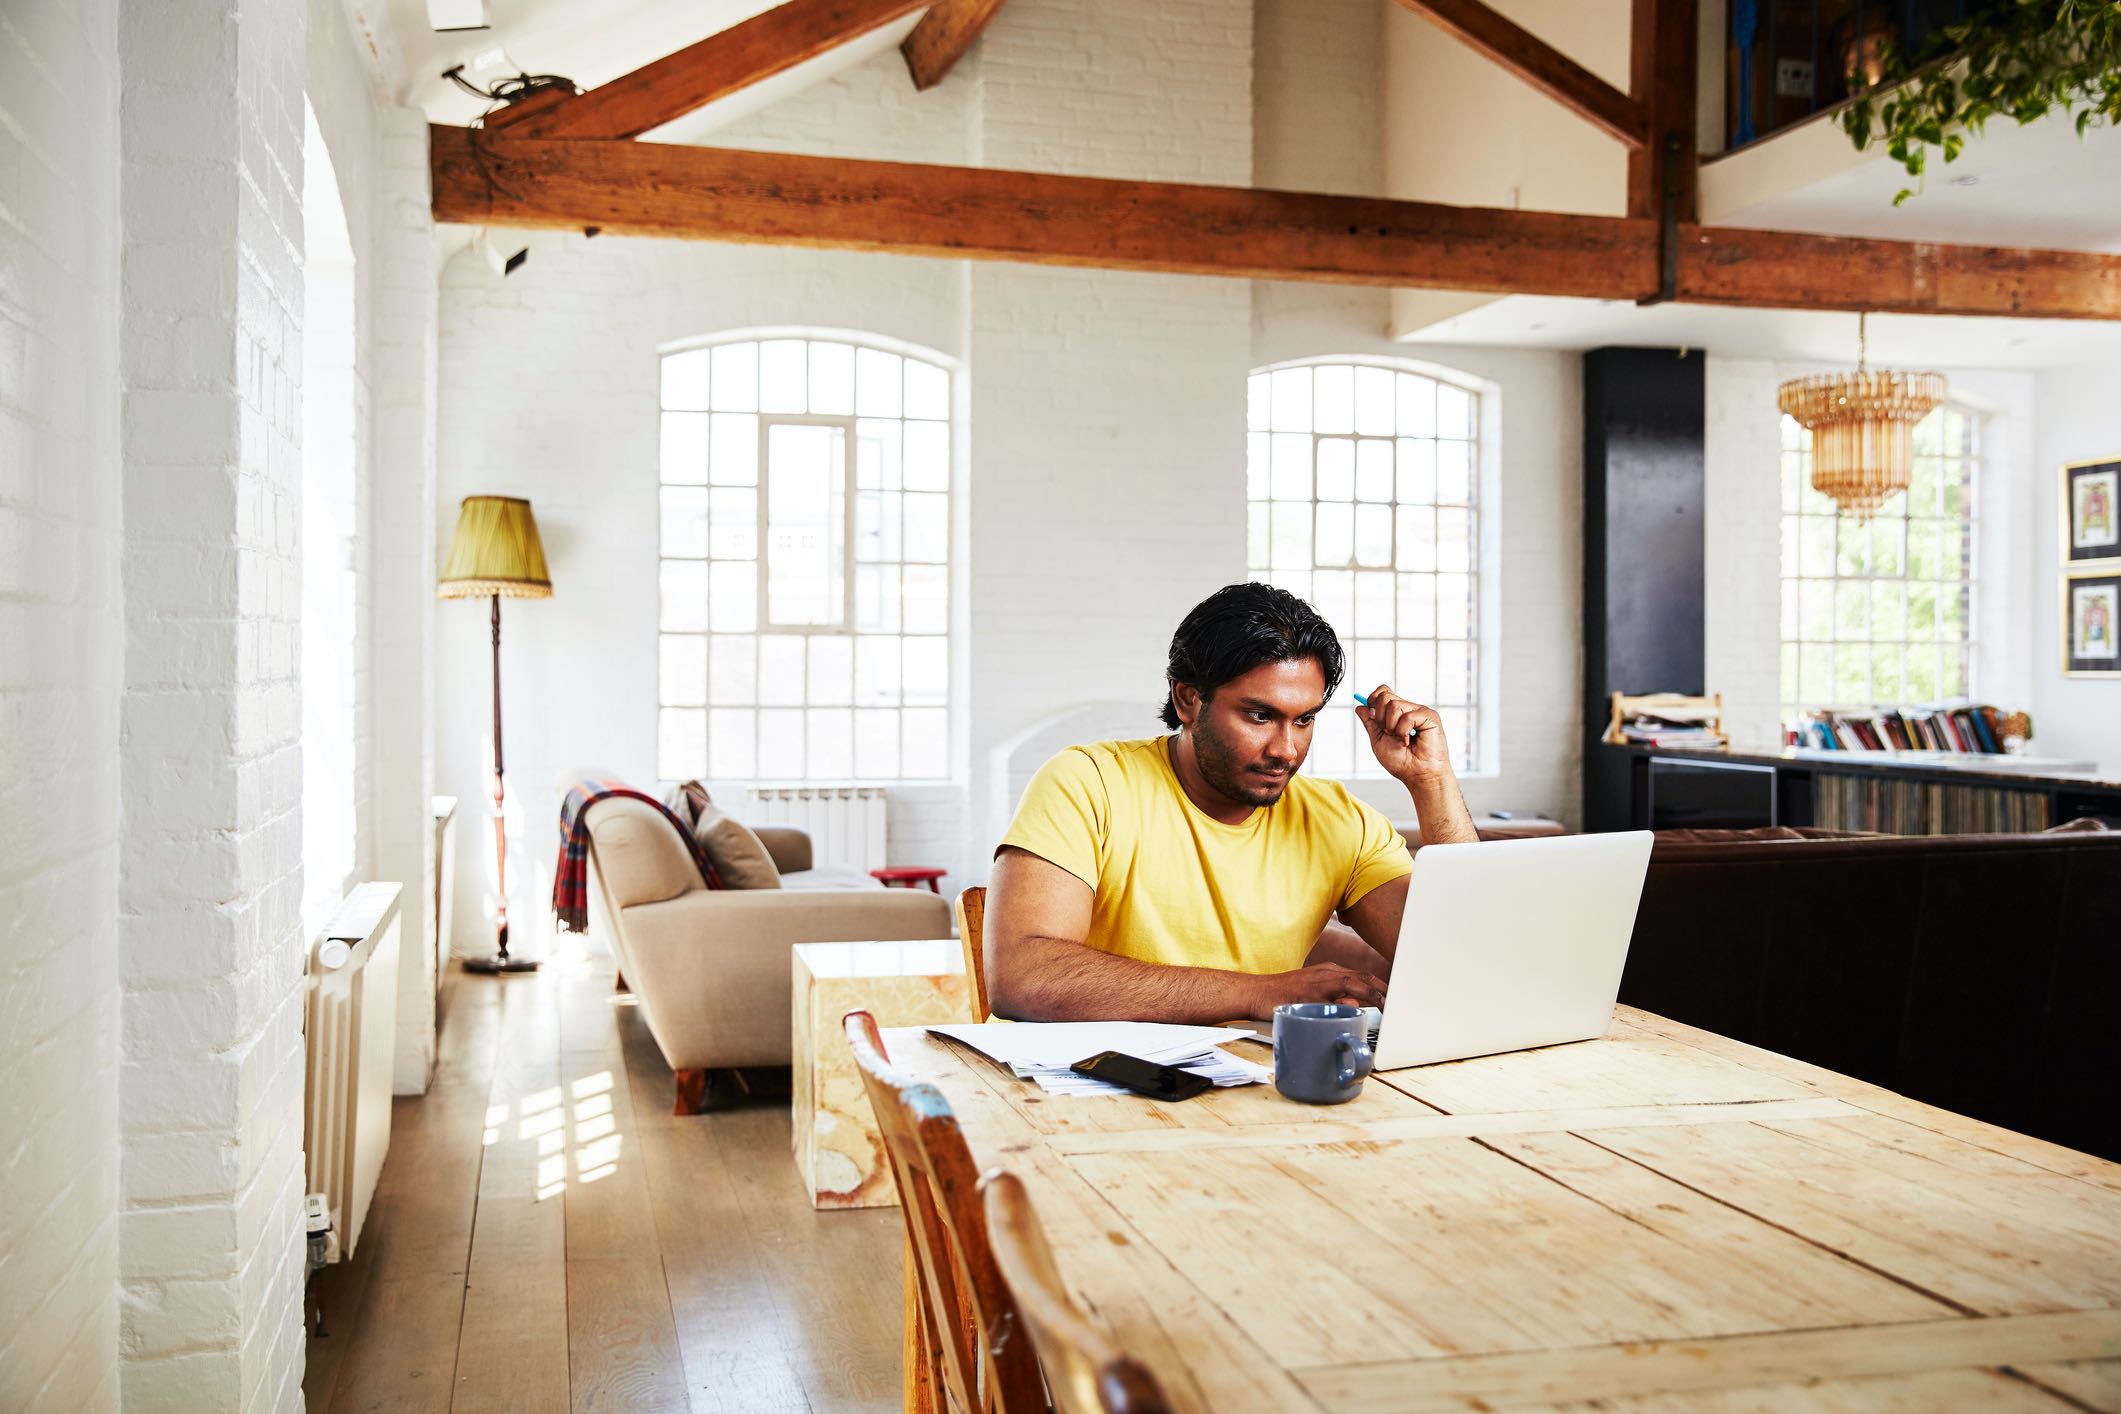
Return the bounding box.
[463,953,542,975]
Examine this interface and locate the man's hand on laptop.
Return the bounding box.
[1246,962,1387,1019]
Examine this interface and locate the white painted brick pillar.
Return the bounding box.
[371,106,442,1093]
[118,0,312,1406]
[0,0,126,1408]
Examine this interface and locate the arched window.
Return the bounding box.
[1247,359,1483,775]
[1779,402,1980,727]
[657,333,953,782]
[300,102,357,942]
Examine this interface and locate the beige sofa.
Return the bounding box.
[581,794,950,1106]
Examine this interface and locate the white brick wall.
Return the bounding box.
[118,0,312,1404]
[431,0,1599,943]
[306,0,380,897]
[0,0,125,1408]
[371,102,443,1090]
[2032,361,2121,763]
[974,0,1252,180]
[1254,0,1380,196]
[1703,358,1786,749]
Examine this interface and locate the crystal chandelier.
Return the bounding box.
[1777,313,1946,519]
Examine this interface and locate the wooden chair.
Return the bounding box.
[843,1011,1044,1414]
[981,1171,1175,1414]
[954,886,989,1022]
[1604,690,1728,747]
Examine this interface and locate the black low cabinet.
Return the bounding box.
[1619,833,2121,1162]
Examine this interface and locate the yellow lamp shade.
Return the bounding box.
[438,495,553,599]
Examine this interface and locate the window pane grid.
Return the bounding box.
[1779,408,1978,732]
[1247,363,1481,775]
[659,337,951,782]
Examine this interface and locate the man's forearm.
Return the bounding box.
[989,933,1257,1024]
[1405,772,1479,845]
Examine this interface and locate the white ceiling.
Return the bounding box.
[370,0,920,138]
[1396,297,2121,370]
[1402,113,2121,366]
[1703,106,2121,253]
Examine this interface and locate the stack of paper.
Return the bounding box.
[925,1021,1273,1097]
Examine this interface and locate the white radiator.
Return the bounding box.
[744,786,890,871]
[303,882,402,1263]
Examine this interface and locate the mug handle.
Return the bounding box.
[1335,1033,1374,1087]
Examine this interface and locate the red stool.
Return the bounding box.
[871,866,946,894]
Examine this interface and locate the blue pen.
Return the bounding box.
[1352,691,1419,744]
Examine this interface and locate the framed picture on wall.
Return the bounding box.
[2063,456,2121,567]
[2063,569,2121,679]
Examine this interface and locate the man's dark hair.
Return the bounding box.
[1159,582,1345,729]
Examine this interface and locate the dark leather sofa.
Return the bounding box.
[1618,825,2121,1162]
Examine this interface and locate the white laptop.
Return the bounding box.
[1367,831,1655,1071]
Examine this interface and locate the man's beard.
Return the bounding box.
[1191,715,1294,807]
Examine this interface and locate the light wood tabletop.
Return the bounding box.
[885,1006,2121,1413]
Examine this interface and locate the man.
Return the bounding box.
[988,582,1478,1022]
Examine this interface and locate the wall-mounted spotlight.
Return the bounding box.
[427,0,490,32]
[470,228,528,278]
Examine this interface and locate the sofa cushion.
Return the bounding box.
[781,864,887,892]
[583,796,707,909]
[693,805,782,889]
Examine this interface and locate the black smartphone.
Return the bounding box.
[1069,1050,1213,1102]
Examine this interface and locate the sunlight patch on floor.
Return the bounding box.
[501,1066,624,1202]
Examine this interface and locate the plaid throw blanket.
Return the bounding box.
[553,778,719,933]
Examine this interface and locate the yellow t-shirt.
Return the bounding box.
[998,736,1413,974]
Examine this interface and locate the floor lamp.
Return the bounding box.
[438,495,552,975]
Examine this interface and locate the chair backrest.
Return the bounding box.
[980,1171,1175,1414]
[954,886,989,1022]
[843,1011,1044,1414]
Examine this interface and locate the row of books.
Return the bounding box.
[1813,775,2052,835]
[1787,704,2009,755]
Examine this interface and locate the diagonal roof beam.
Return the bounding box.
[427,125,2121,319]
[492,0,929,141]
[901,0,1009,90]
[1393,0,1649,148]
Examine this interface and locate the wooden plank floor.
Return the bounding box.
[303,957,906,1414]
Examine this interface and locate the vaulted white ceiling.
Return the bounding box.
[359,0,924,139]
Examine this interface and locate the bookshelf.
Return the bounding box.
[1606,744,2121,836]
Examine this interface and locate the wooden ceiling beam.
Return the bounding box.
[430,124,1651,298]
[1392,0,1649,149]
[902,0,1009,90]
[427,125,2121,319]
[1627,0,1698,221]
[497,0,928,141]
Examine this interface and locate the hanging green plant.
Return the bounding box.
[1841,0,2121,205]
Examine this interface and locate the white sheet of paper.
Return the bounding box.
[925,1020,1255,1070]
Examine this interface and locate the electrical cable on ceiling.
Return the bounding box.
[442,63,580,119]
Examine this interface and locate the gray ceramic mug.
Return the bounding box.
[1272,1002,1374,1104]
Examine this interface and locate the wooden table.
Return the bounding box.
[886,1007,2121,1412]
